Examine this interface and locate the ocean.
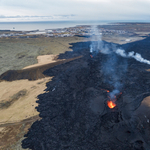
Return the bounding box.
[0,21,111,31]
[0,20,136,31]
[0,20,149,31]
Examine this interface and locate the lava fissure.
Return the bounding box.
[22,37,150,150]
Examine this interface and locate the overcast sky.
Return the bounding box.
[0,0,150,22]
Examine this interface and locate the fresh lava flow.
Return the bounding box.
[107,100,116,109]
[107,92,122,109]
[107,94,117,109]
[101,89,117,109]
[101,89,110,93]
[90,55,93,58]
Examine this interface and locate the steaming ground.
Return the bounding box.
[21,33,150,149]
[0,24,149,76]
[90,26,150,66]
[19,27,150,150]
[115,49,150,65]
[90,26,150,99]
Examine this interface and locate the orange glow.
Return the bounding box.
[90,55,93,58]
[107,101,116,109]
[101,89,110,93]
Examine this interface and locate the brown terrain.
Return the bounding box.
[0,34,85,149]
[0,55,83,150]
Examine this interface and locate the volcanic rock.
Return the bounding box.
[22,38,150,150]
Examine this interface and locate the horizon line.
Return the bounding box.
[0,20,150,23]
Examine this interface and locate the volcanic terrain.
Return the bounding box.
[21,37,150,150]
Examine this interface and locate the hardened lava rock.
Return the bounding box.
[22,39,150,150]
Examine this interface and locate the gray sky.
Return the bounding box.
[0,0,150,22]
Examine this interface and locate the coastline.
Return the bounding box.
[0,20,110,31]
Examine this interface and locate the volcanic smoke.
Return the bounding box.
[21,25,150,150]
[90,25,150,106]
[115,49,150,65]
[90,26,126,108]
[90,25,150,66]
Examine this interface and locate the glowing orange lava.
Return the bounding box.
[107,101,116,109]
[101,89,110,93]
[90,55,93,58]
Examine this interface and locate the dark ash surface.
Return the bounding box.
[22,37,150,150]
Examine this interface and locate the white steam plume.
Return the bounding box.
[90,25,150,66]
[109,89,120,100]
[90,25,150,100]
[90,25,103,53]
[90,25,111,54]
[115,49,150,65]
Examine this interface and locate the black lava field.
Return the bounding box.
[22,37,150,150]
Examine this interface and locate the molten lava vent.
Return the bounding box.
[22,39,150,150]
[107,100,116,109]
[101,89,122,109]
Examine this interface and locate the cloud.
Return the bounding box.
[76,0,110,2]
[0,0,150,21]
[0,15,76,21]
[0,15,76,18]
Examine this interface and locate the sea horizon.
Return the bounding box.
[0,20,150,31]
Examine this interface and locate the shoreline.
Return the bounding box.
[0,20,110,31]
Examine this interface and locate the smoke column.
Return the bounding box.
[90,26,110,54]
[115,49,150,65]
[90,25,150,66]
[91,26,125,98]
[90,25,127,98]
[90,25,150,100]
[90,25,102,53]
[102,52,127,99]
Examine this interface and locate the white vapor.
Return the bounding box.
[90,26,111,55]
[90,26,150,102]
[90,26,150,66]
[90,25,103,53]
[115,49,150,65]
